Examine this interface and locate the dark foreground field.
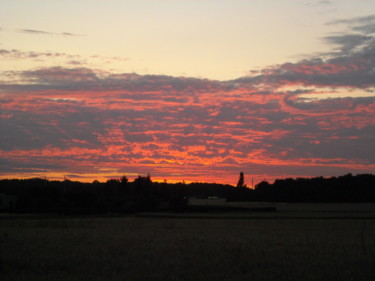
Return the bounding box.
[1,203,375,281]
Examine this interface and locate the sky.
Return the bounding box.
[1,0,375,185]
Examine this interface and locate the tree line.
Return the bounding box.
[250,173,375,202]
[0,173,374,213]
[0,175,236,214]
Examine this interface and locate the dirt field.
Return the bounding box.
[1,203,374,281]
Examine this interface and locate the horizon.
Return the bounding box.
[0,172,371,188]
[1,1,375,186]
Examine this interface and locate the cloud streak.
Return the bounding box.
[0,49,128,71]
[0,49,67,59]
[19,29,84,37]
[303,1,332,7]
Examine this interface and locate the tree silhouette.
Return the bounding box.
[120,175,128,185]
[237,172,246,188]
[133,174,152,186]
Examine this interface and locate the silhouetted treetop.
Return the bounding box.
[237,172,246,188]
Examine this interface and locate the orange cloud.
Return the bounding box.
[2,52,375,185]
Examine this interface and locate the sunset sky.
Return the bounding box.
[1,0,375,185]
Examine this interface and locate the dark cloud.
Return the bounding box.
[67,60,83,65]
[327,14,375,35]
[323,34,373,53]
[2,66,230,94]
[0,49,127,70]
[303,1,332,7]
[62,32,84,37]
[0,49,66,59]
[322,15,375,56]
[0,158,64,174]
[22,67,99,84]
[235,15,375,89]
[353,23,375,35]
[20,29,52,35]
[19,29,84,36]
[327,14,375,26]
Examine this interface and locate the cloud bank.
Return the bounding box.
[1,15,375,184]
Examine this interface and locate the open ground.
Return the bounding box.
[1,202,375,281]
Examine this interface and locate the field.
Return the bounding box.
[1,202,375,281]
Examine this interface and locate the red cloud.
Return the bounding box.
[1,55,375,184]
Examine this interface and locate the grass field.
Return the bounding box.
[1,203,375,281]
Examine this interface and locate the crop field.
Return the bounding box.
[1,203,375,281]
